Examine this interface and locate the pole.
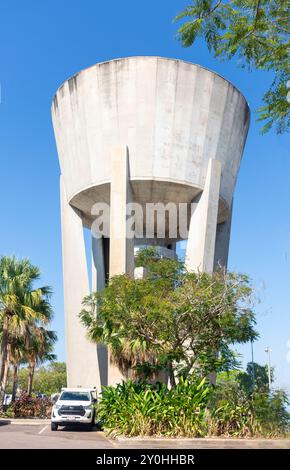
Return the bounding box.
[265,347,271,391]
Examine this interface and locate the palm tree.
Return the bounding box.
[0,256,53,406]
[24,325,57,395]
[9,337,25,402]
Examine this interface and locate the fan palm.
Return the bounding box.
[23,325,57,395]
[0,255,53,405]
[9,337,25,402]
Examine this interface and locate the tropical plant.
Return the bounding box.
[24,325,57,395]
[80,249,257,384]
[174,0,290,133]
[98,371,289,437]
[98,377,210,437]
[208,366,290,436]
[13,392,52,418]
[9,337,25,402]
[0,256,54,405]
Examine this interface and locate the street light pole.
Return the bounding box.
[265,347,272,391]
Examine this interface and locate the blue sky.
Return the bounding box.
[0,0,289,390]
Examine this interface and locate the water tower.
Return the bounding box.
[51,57,250,391]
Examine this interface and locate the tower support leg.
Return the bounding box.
[108,145,134,385]
[214,200,233,270]
[60,176,100,388]
[185,158,221,273]
[92,235,108,393]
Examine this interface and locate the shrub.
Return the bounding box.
[207,383,290,438]
[98,375,289,438]
[13,393,52,418]
[251,390,290,437]
[98,377,210,437]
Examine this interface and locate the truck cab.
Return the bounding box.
[51,388,96,431]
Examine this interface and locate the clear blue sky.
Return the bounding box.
[0,0,289,391]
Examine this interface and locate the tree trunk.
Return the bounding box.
[168,363,176,388]
[0,320,10,409]
[0,316,9,406]
[0,356,10,407]
[11,364,19,402]
[27,361,35,396]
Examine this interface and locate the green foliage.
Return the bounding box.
[237,361,273,394]
[0,255,55,405]
[175,0,290,133]
[3,406,14,418]
[135,246,161,268]
[98,368,289,438]
[13,393,52,418]
[98,377,210,437]
[6,362,67,396]
[208,377,289,437]
[80,252,257,381]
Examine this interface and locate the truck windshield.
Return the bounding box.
[60,392,90,401]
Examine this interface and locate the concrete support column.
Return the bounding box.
[92,235,106,292]
[91,236,108,394]
[108,145,134,386]
[185,158,221,273]
[214,200,233,269]
[60,176,100,388]
[109,145,134,277]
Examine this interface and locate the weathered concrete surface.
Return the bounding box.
[92,236,108,388]
[214,199,233,269]
[108,145,134,386]
[109,145,134,277]
[186,158,221,273]
[52,56,250,228]
[52,57,250,390]
[60,177,101,390]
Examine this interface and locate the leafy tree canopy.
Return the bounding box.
[175,0,290,133]
[217,360,272,393]
[80,249,258,385]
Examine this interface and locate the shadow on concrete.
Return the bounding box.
[58,424,101,433]
[0,420,11,426]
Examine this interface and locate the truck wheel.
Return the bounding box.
[51,422,58,431]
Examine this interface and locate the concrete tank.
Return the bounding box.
[51,56,250,391]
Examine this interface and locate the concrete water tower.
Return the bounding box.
[51,56,250,391]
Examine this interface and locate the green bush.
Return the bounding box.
[0,406,14,418]
[208,383,290,438]
[98,377,210,437]
[98,375,289,438]
[13,393,52,418]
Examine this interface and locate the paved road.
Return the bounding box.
[0,421,289,449]
[0,421,115,449]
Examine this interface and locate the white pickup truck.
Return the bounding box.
[51,388,97,431]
